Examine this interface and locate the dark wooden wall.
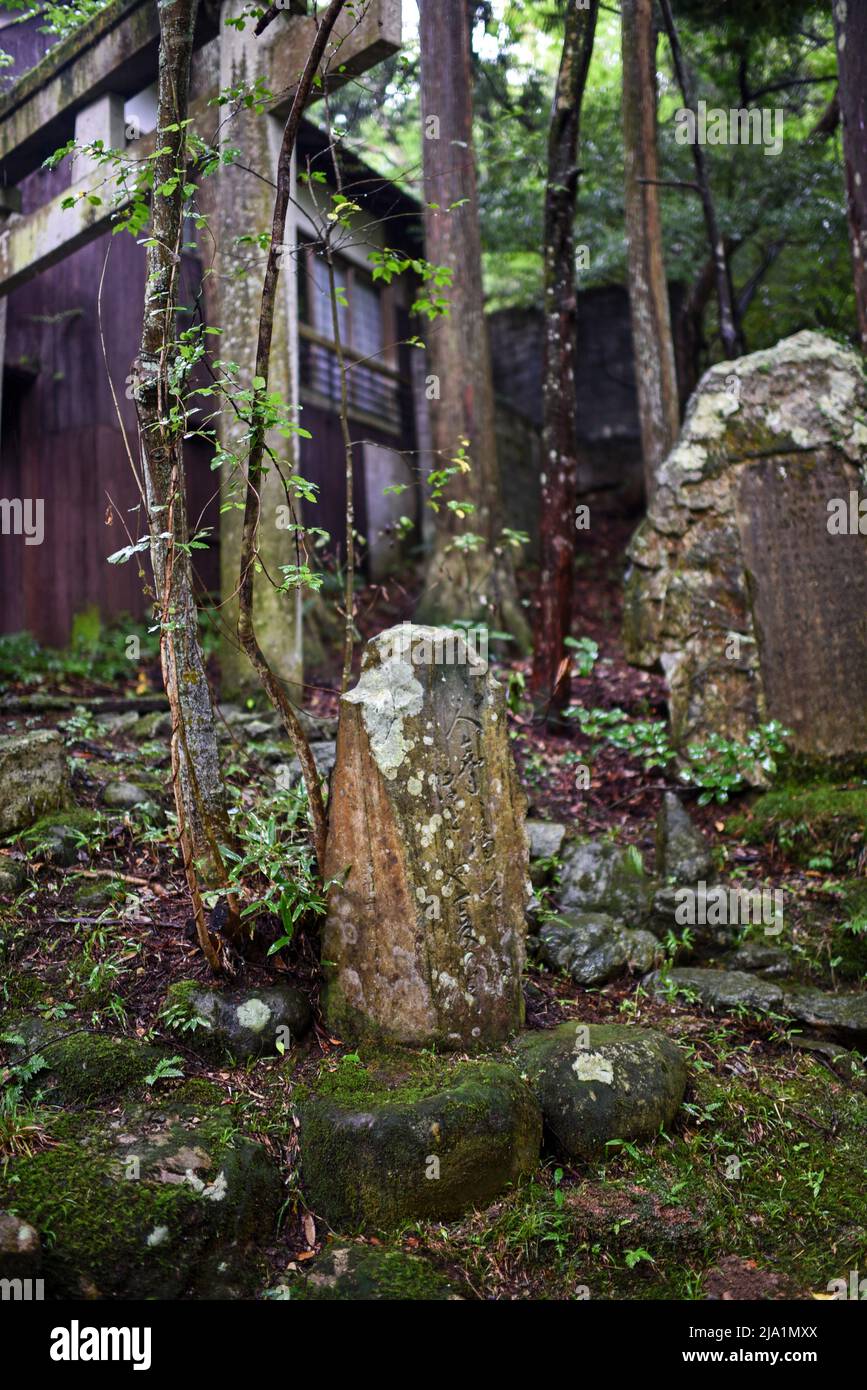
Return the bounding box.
[0,224,219,646]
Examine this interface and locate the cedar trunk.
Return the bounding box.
[133,0,230,902]
[416,0,528,648]
[834,0,867,351]
[621,0,680,499]
[531,0,599,711]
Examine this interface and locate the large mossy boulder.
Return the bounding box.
[515,1023,688,1161]
[7,1022,170,1105]
[558,838,653,924]
[0,1103,281,1298]
[624,332,867,765]
[322,624,529,1048]
[298,1054,541,1232]
[0,730,69,838]
[538,914,661,986]
[271,1241,459,1301]
[164,981,312,1061]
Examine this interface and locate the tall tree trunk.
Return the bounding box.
[531,0,599,713]
[416,0,529,648]
[658,0,743,359]
[133,0,233,964]
[621,0,680,500]
[235,0,348,873]
[833,0,867,351]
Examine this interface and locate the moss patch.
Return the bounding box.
[728,784,867,871]
[0,1103,280,1298]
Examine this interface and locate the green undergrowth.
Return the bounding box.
[410,1048,867,1300]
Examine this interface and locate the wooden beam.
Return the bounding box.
[0,1,402,297]
[0,0,218,184]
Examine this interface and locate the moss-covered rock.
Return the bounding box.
[271,1240,460,1301]
[0,1103,281,1298]
[298,1053,541,1232]
[7,1021,169,1105]
[18,808,102,866]
[558,838,653,924]
[163,980,312,1061]
[0,729,69,838]
[538,914,661,985]
[514,1023,688,1162]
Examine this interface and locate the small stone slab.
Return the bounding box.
[649,968,867,1047]
[515,1023,688,1161]
[298,1059,541,1232]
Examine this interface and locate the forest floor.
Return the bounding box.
[1,515,866,1300]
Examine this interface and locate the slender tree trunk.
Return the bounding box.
[658,0,743,359]
[236,0,348,872]
[416,0,529,648]
[621,0,680,500]
[133,0,233,966]
[833,0,867,351]
[531,0,599,713]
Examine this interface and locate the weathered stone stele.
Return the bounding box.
[322,624,529,1047]
[624,331,867,765]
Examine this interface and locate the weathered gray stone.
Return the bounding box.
[526,819,567,862]
[648,885,738,956]
[514,1023,688,1160]
[538,914,662,986]
[273,740,337,789]
[649,967,867,1046]
[322,625,529,1048]
[0,1211,41,1280]
[726,941,794,978]
[649,967,786,1014]
[558,837,653,924]
[0,730,68,837]
[164,982,312,1060]
[656,792,714,882]
[270,1241,460,1301]
[298,1058,541,1231]
[624,332,867,765]
[101,780,155,810]
[782,984,867,1048]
